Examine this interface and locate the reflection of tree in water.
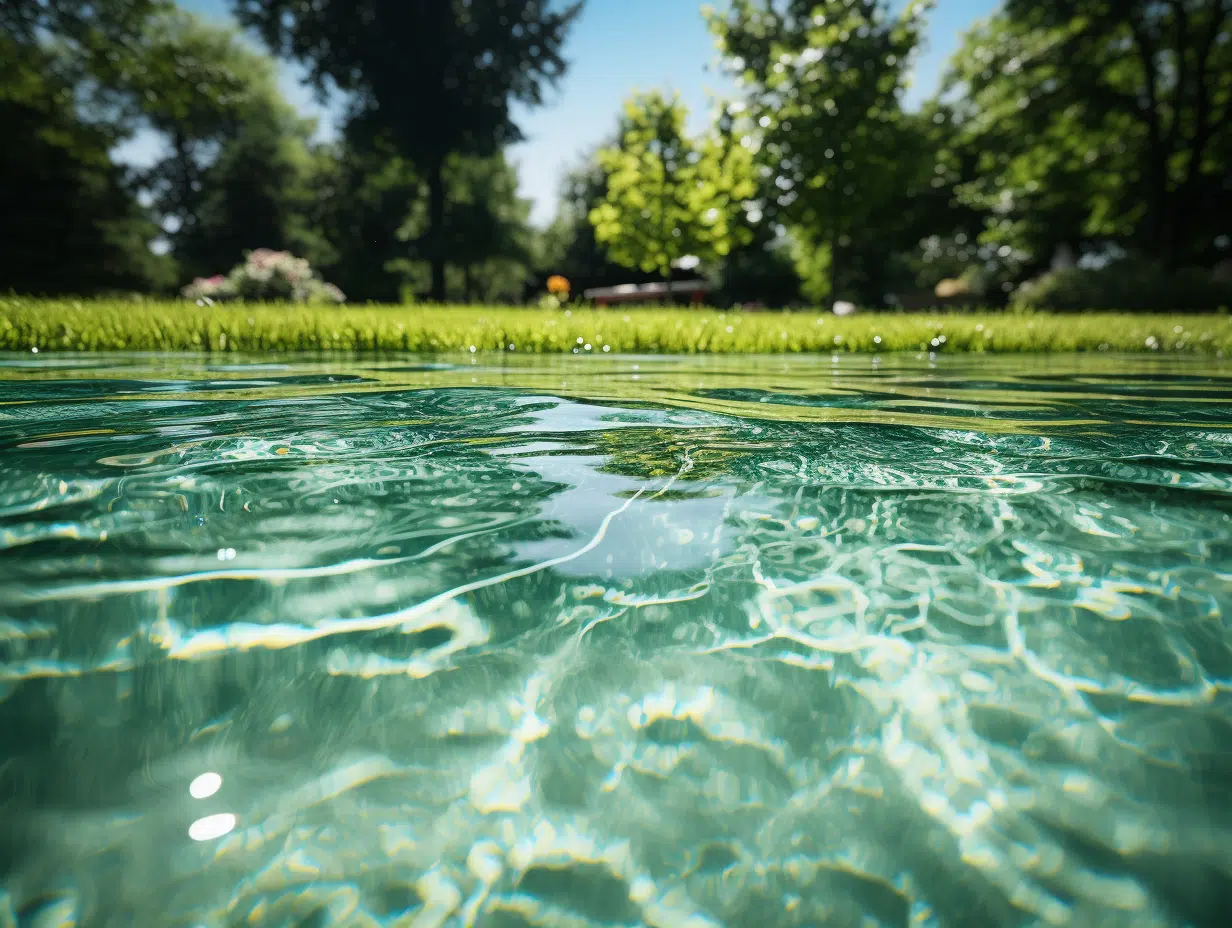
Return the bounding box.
[589,426,760,483]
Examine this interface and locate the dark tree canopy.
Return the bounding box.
[121,10,280,252]
[310,137,422,304]
[173,92,326,282]
[434,154,534,296]
[1,0,162,53]
[958,0,1232,269]
[0,37,168,295]
[232,0,582,300]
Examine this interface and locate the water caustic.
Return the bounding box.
[1,353,1231,927]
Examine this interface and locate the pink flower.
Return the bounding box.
[247,248,284,270]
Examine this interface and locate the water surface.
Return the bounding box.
[2,352,1231,927]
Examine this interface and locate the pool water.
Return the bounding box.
[2,353,1231,927]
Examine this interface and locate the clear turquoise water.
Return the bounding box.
[2,352,1231,927]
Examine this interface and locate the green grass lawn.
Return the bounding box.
[2,298,1229,354]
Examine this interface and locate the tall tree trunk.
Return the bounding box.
[1172,1,1229,266]
[1127,12,1174,266]
[428,155,447,303]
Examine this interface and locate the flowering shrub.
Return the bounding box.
[182,275,234,303]
[181,250,345,305]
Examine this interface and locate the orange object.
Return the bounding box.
[546,275,571,296]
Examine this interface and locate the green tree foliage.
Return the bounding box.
[0,37,170,295]
[717,229,804,308]
[391,153,535,303]
[308,138,422,304]
[708,0,932,305]
[446,154,536,304]
[537,146,635,292]
[233,0,582,302]
[102,10,339,288]
[589,91,757,282]
[946,0,1231,271]
[891,100,1015,301]
[824,104,997,305]
[1,0,163,78]
[120,10,278,250]
[409,153,535,303]
[6,0,1227,310]
[173,91,328,281]
[1,0,175,295]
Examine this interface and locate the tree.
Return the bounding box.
[449,154,535,303]
[827,105,994,305]
[0,37,169,295]
[708,0,931,305]
[716,226,804,308]
[309,137,422,304]
[173,90,329,281]
[1,0,176,295]
[948,0,1232,271]
[399,152,535,303]
[588,91,756,284]
[538,145,635,293]
[233,0,582,302]
[119,10,278,255]
[1,0,163,80]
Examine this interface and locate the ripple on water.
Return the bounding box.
[1,352,1231,927]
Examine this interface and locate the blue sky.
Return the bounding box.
[132,0,1000,225]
